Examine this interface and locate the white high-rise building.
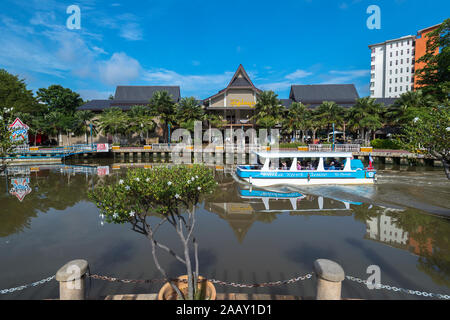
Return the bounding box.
[369,35,416,98]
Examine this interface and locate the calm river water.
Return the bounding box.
[0,159,449,300]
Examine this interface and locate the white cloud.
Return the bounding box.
[120,23,143,41]
[320,70,369,84]
[78,89,114,101]
[285,69,313,80]
[142,69,234,97]
[99,52,141,85]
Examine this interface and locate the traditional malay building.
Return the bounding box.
[78,64,363,142]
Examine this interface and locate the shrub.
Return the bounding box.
[279,142,307,149]
[370,139,402,150]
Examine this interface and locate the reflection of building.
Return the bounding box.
[366,214,409,247]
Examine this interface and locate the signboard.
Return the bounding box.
[97,166,110,176]
[230,99,256,107]
[10,177,32,202]
[96,143,109,152]
[9,118,29,143]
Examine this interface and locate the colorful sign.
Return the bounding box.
[96,143,109,152]
[97,166,110,176]
[230,99,256,107]
[9,118,29,143]
[10,177,32,202]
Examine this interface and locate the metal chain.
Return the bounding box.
[87,273,313,288]
[0,276,55,295]
[346,275,450,300]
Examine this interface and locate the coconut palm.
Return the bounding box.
[128,105,156,144]
[252,91,285,129]
[97,107,128,144]
[148,91,177,143]
[176,97,205,131]
[75,110,96,144]
[283,102,309,142]
[347,97,384,144]
[386,90,437,126]
[315,101,344,141]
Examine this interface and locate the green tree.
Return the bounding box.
[0,69,39,114]
[128,105,156,144]
[252,91,285,129]
[75,110,96,144]
[415,18,450,102]
[0,107,20,172]
[315,101,344,141]
[347,97,384,144]
[36,85,84,114]
[398,105,450,179]
[97,107,128,144]
[283,102,309,142]
[148,91,177,143]
[176,97,205,131]
[386,90,437,126]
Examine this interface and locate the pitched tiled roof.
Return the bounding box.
[78,100,111,111]
[289,84,359,105]
[114,86,180,102]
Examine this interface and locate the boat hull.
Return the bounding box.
[241,177,375,186]
[236,166,376,186]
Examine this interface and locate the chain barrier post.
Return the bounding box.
[55,259,89,300]
[314,259,345,300]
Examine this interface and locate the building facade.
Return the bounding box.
[369,35,416,98]
[414,23,442,88]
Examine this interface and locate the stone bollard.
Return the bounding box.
[56,259,89,300]
[314,259,345,300]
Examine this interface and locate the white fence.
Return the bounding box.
[309,144,360,152]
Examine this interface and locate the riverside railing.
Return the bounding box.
[2,259,449,300]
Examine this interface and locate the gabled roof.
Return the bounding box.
[203,65,262,103]
[226,64,256,88]
[114,86,180,102]
[289,84,359,105]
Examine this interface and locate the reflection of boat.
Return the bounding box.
[236,152,376,186]
[239,189,305,210]
[238,187,362,213]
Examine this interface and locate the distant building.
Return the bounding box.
[414,23,442,89]
[369,35,416,98]
[368,21,444,98]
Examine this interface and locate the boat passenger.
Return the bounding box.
[281,162,288,170]
[297,161,302,170]
[329,162,336,170]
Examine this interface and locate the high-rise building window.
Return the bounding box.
[407,49,410,54]
[371,56,375,62]
[407,58,409,63]
[390,52,393,57]
[396,60,398,65]
[396,51,398,56]
[371,90,375,95]
[396,69,398,74]
[395,87,397,92]
[401,59,403,64]
[401,50,403,55]
[400,68,403,73]
[371,65,375,70]
[390,70,392,75]
[400,77,402,82]
[407,67,409,72]
[390,61,392,67]
[389,87,392,93]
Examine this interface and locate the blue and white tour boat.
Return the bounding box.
[236,151,376,187]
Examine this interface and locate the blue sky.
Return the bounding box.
[0,0,448,101]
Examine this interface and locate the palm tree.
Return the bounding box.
[386,90,437,126]
[347,97,384,144]
[148,91,177,143]
[252,91,285,129]
[44,111,66,146]
[283,102,308,142]
[97,107,128,144]
[128,105,155,144]
[75,110,95,144]
[315,101,344,141]
[176,97,205,131]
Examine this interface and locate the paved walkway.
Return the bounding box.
[104,293,309,300]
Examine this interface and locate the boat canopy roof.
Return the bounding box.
[253,151,354,158]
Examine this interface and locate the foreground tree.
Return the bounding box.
[399,105,450,179]
[386,90,437,126]
[89,165,217,300]
[415,18,450,102]
[0,107,20,172]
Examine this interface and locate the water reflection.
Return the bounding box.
[0,162,449,298]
